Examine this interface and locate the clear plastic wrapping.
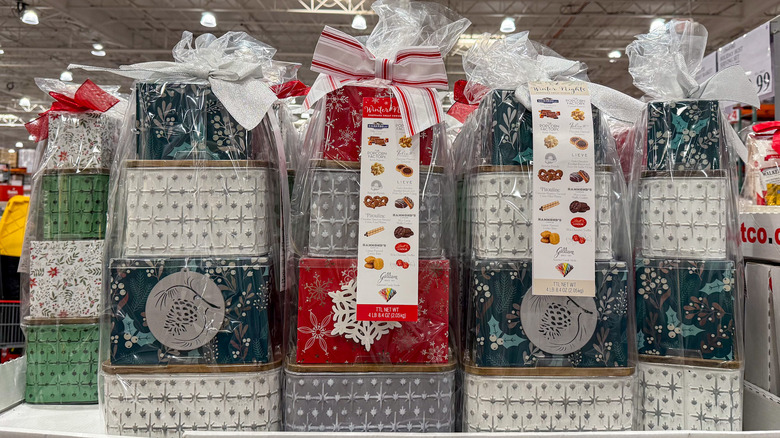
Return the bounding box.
[742,122,780,205]
[286,0,468,432]
[626,19,756,431]
[455,33,637,432]
[69,31,292,436]
[19,79,126,404]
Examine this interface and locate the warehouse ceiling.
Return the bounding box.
[0,0,779,147]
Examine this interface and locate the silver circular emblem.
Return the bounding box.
[520,290,598,355]
[145,271,226,351]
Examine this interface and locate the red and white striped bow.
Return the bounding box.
[303,26,448,136]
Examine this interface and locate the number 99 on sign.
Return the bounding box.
[756,71,772,93]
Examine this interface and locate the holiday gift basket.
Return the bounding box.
[455,32,642,432]
[286,0,469,432]
[19,78,126,404]
[70,31,293,437]
[626,19,758,431]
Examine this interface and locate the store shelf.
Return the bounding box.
[0,403,105,437]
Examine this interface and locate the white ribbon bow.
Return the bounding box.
[512,55,645,124]
[70,31,279,130]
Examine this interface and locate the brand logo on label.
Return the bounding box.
[395,242,410,253]
[367,122,389,129]
[536,97,559,104]
[571,217,587,228]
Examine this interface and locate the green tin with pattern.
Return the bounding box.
[24,321,99,404]
[41,172,109,240]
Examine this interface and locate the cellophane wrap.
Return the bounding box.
[626,20,751,431]
[18,78,126,404]
[741,122,780,206]
[79,32,292,437]
[286,0,467,432]
[455,32,637,432]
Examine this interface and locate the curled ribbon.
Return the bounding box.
[25,79,120,142]
[70,31,281,131]
[303,26,448,136]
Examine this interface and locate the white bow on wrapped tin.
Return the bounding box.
[461,32,644,124]
[303,0,471,136]
[626,19,761,161]
[69,31,285,130]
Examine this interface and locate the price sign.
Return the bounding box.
[718,22,773,100]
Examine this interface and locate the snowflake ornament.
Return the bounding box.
[329,279,400,351]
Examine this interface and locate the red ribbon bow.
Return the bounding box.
[25,79,120,142]
[303,26,448,136]
[270,80,310,99]
[447,80,490,123]
[753,121,780,155]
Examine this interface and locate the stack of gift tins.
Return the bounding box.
[461,90,635,432]
[25,108,119,404]
[634,100,741,431]
[286,85,455,432]
[102,82,283,436]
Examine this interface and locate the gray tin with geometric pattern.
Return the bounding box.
[637,360,742,431]
[469,168,613,260]
[123,161,271,257]
[463,368,636,432]
[102,363,281,437]
[638,173,728,259]
[306,162,444,258]
[284,363,456,432]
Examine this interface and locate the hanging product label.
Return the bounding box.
[529,81,596,297]
[356,97,420,322]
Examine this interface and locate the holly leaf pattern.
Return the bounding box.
[665,307,681,328]
[682,324,705,338]
[514,148,534,165]
[700,280,724,295]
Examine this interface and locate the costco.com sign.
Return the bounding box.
[740,212,780,261]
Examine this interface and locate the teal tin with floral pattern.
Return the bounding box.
[108,256,275,365]
[635,258,736,360]
[135,82,252,160]
[487,90,604,166]
[470,260,629,368]
[645,100,721,171]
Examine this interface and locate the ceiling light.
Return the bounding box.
[608,50,622,59]
[200,12,216,28]
[91,43,105,56]
[0,50,5,55]
[21,9,38,25]
[14,142,22,148]
[28,135,34,141]
[500,17,516,33]
[351,14,366,30]
[18,97,30,108]
[60,71,73,82]
[650,18,666,32]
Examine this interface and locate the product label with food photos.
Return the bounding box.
[529,82,596,297]
[356,97,420,322]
